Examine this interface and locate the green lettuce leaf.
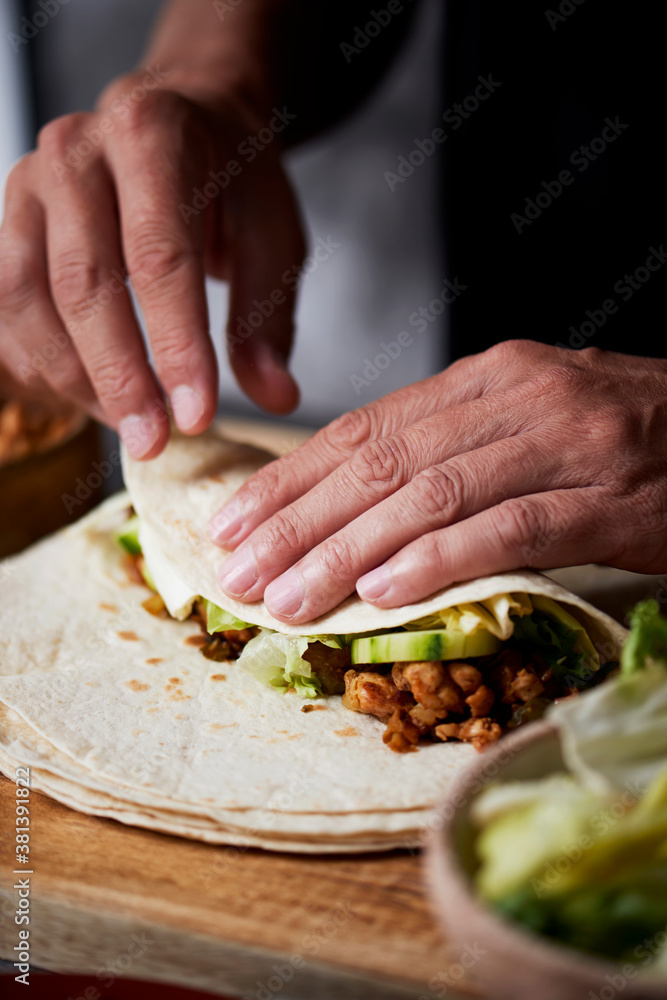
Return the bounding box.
[235,629,340,698]
[511,597,599,688]
[203,599,255,633]
[621,598,667,676]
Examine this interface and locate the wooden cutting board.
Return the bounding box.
[0,776,481,999]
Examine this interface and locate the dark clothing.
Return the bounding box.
[443,1,665,360]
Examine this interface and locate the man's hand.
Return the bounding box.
[209,341,667,622]
[0,71,304,458]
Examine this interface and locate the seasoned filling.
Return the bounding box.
[190,601,259,661]
[342,649,573,753]
[123,521,587,755]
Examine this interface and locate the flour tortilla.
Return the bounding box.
[123,426,628,652]
[0,429,628,852]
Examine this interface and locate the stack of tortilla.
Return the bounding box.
[0,427,629,852]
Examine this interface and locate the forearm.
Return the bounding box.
[126,0,419,143]
[138,0,296,122]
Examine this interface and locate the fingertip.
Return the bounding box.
[170,383,218,435]
[118,412,169,461]
[229,337,300,415]
[356,564,393,605]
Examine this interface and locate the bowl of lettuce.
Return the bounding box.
[426,600,667,1000]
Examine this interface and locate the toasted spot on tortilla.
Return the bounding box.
[334,727,359,737]
[209,722,237,730]
[185,634,207,647]
[147,707,160,713]
[99,602,118,612]
[146,657,163,665]
[168,677,181,684]
[301,704,327,713]
[209,673,227,681]
[127,680,149,692]
[118,630,139,641]
[132,728,146,736]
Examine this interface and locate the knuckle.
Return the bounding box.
[347,436,405,497]
[484,339,528,365]
[243,457,289,506]
[4,154,33,197]
[45,359,92,398]
[126,233,196,290]
[88,358,141,407]
[119,90,176,136]
[255,510,304,559]
[37,114,88,155]
[320,407,374,456]
[410,464,465,521]
[50,255,109,313]
[495,496,549,563]
[315,537,354,579]
[529,363,592,399]
[0,247,38,311]
[151,332,201,382]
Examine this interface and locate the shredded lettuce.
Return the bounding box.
[511,595,600,688]
[235,629,342,698]
[405,594,534,640]
[203,599,254,633]
[621,598,667,676]
[472,602,667,965]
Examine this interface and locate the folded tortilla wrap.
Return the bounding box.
[0,426,628,851]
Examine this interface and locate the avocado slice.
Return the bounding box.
[350,628,501,664]
[115,515,142,555]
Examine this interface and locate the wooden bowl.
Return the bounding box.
[0,404,101,558]
[425,722,667,1000]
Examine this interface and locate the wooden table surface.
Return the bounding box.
[0,776,480,999]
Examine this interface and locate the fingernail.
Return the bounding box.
[218,545,259,597]
[119,414,161,460]
[170,384,204,432]
[357,565,391,602]
[265,569,304,619]
[208,498,245,543]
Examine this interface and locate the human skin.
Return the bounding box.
[210,341,667,621]
[0,0,307,457]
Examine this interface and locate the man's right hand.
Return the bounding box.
[0,70,305,458]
